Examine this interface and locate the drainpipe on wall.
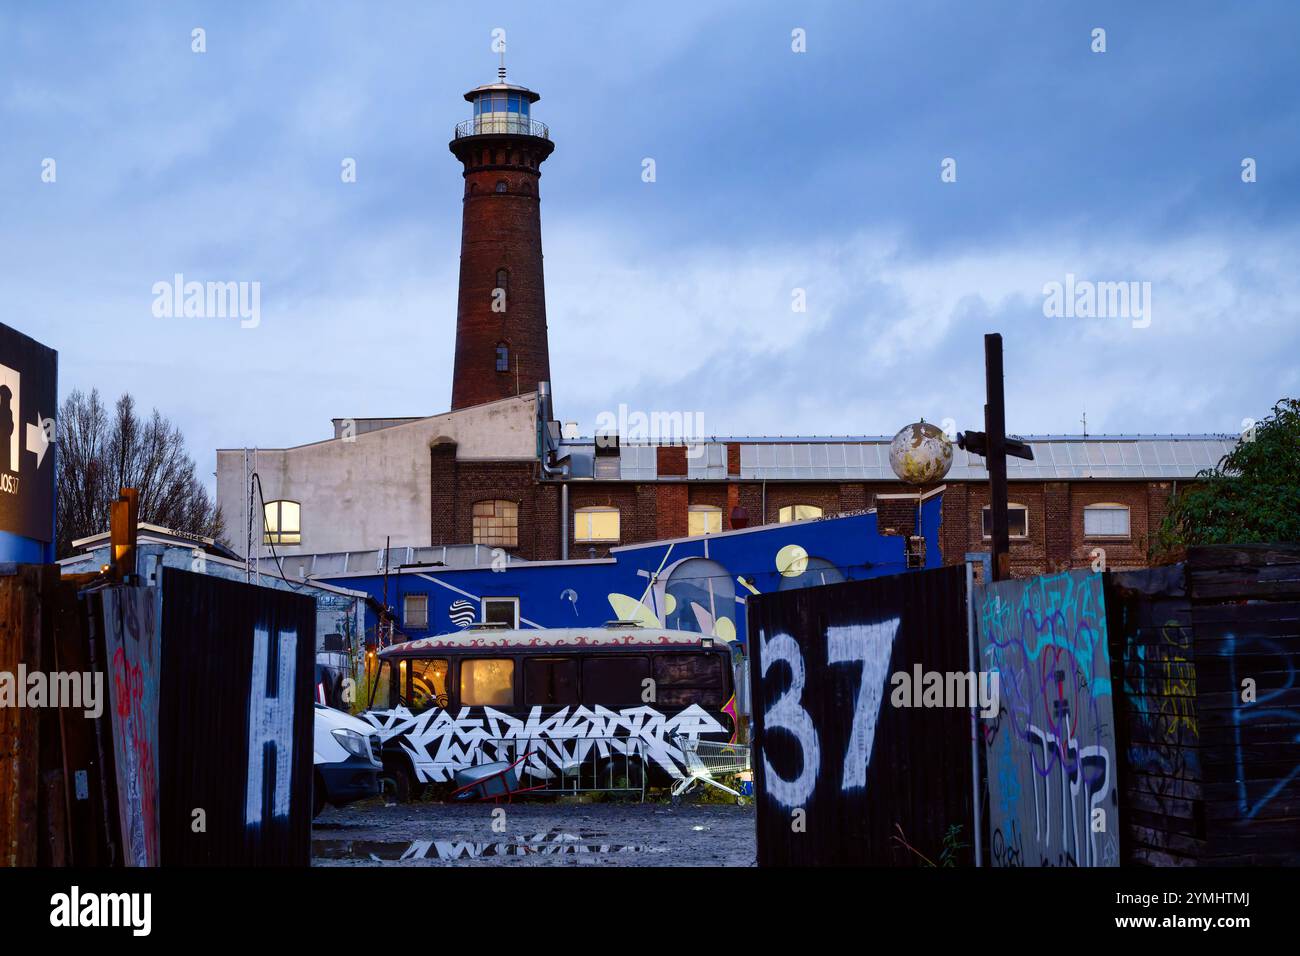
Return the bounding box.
[537,381,571,560]
[560,482,569,561]
[539,456,570,561]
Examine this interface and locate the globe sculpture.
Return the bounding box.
[888,421,954,485]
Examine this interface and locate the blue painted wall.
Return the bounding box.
[0,529,51,564]
[319,494,944,648]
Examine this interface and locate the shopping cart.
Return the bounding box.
[670,735,752,805]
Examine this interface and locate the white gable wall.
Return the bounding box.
[216,394,538,557]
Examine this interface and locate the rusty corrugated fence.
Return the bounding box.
[748,565,973,865]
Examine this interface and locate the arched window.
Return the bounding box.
[495,343,509,372]
[981,503,1029,539]
[574,507,620,542]
[1084,503,1131,537]
[687,505,723,537]
[495,268,508,292]
[262,500,301,545]
[472,499,518,548]
[495,179,508,193]
[778,504,824,523]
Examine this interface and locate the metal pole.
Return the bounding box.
[382,534,390,647]
[984,334,1010,581]
[965,558,984,867]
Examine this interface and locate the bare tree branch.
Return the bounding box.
[55,389,223,558]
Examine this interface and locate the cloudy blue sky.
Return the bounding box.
[4,1,1298,488]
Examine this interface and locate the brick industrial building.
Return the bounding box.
[216,69,1235,580]
[427,428,1231,576]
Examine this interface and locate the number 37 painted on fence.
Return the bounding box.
[760,618,899,808]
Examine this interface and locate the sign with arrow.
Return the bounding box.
[0,322,58,543]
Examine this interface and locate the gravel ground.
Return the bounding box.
[312,797,756,867]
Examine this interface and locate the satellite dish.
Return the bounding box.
[889,421,954,485]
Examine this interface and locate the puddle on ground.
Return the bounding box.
[313,828,662,862]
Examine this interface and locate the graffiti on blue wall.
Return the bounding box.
[320,498,943,648]
[976,570,1120,868]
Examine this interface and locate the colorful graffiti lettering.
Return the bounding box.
[977,570,1119,868]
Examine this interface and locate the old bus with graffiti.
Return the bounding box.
[361,625,739,799]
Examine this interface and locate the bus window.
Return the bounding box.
[460,658,515,707]
[582,656,650,707]
[524,657,579,707]
[368,659,396,710]
[652,653,725,708]
[407,658,450,713]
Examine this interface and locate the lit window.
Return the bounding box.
[406,658,448,714]
[473,500,518,548]
[981,504,1029,539]
[262,500,300,545]
[1084,503,1131,537]
[482,597,519,628]
[495,344,509,372]
[574,507,620,542]
[688,505,723,537]
[778,504,823,523]
[495,180,508,193]
[403,594,428,629]
[460,658,515,707]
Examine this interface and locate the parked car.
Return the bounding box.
[313,702,381,816]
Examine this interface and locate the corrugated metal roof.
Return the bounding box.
[739,437,1236,480]
[581,435,1237,481]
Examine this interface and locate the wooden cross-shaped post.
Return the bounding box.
[957,334,1034,582]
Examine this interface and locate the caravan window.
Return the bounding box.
[582,656,650,707]
[369,659,397,710]
[406,658,449,714]
[460,658,515,707]
[524,657,580,707]
[653,653,725,708]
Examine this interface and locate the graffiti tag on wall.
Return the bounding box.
[362,704,726,782]
[1228,632,1300,821]
[977,570,1119,867]
[102,587,162,867]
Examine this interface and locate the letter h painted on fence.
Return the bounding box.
[245,626,297,828]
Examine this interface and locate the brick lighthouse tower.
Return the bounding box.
[448,65,555,410]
